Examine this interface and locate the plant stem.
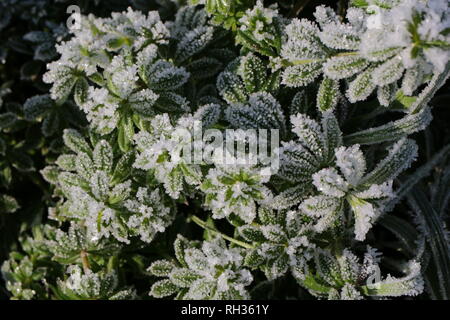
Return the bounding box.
[288,0,312,18]
[80,250,91,273]
[190,215,255,249]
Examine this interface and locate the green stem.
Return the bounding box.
[80,250,91,273]
[190,215,255,249]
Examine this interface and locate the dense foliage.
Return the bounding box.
[1,0,450,300]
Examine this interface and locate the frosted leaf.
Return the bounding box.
[80,87,121,134]
[238,53,267,93]
[312,168,349,198]
[314,248,341,286]
[136,44,158,66]
[194,103,222,129]
[238,0,280,47]
[217,71,247,104]
[93,140,113,173]
[57,265,134,300]
[142,60,190,91]
[270,185,311,210]
[281,18,325,62]
[323,55,369,80]
[90,171,110,201]
[133,114,202,199]
[301,196,342,232]
[201,163,272,224]
[354,181,394,200]
[401,64,425,96]
[364,261,424,297]
[423,47,450,74]
[23,94,53,120]
[340,283,364,300]
[345,108,432,145]
[43,64,79,102]
[335,145,366,186]
[377,82,398,107]
[106,55,139,99]
[313,5,340,27]
[346,67,377,103]
[346,7,366,31]
[281,62,323,87]
[109,181,132,204]
[372,56,404,86]
[278,142,319,183]
[63,129,92,156]
[317,77,340,112]
[150,238,253,299]
[175,26,214,63]
[290,113,325,159]
[260,225,287,243]
[361,138,418,186]
[128,89,159,117]
[226,92,285,132]
[75,152,94,181]
[321,111,343,162]
[124,188,173,243]
[337,249,361,283]
[348,196,377,241]
[284,18,320,44]
[319,22,361,51]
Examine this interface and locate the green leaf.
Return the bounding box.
[63,129,92,156]
[407,186,450,299]
[118,116,134,153]
[317,77,339,112]
[314,249,342,287]
[360,138,418,186]
[149,279,179,298]
[56,155,77,171]
[238,225,266,242]
[281,62,323,88]
[23,95,53,120]
[217,71,247,104]
[112,151,135,184]
[40,166,59,184]
[0,113,17,129]
[74,77,89,106]
[345,108,432,145]
[385,144,450,212]
[187,57,223,80]
[347,67,376,103]
[147,260,176,277]
[238,53,267,93]
[244,248,265,268]
[174,235,190,268]
[0,194,20,213]
[93,140,113,173]
[324,55,369,80]
[379,215,418,256]
[143,61,189,91]
[169,268,202,287]
[155,92,190,113]
[76,152,94,181]
[42,111,60,137]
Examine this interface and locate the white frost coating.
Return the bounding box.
[300,143,401,240]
